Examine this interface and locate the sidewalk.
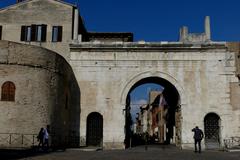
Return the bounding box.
[9,145,239,160]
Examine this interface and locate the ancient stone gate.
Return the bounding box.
[1,1,240,150]
[70,42,240,149]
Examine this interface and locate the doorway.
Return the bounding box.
[204,113,220,149]
[86,112,103,146]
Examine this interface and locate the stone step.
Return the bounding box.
[227,149,240,152]
[67,147,102,152]
[205,142,220,150]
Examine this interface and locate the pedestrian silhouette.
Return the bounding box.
[37,128,44,149]
[192,126,204,153]
[43,126,49,151]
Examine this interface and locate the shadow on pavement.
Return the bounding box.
[0,147,66,160]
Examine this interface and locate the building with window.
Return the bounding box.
[0,40,80,148]
[1,81,16,101]
[134,91,170,144]
[71,17,240,150]
[0,0,133,149]
[0,0,240,151]
[0,0,87,61]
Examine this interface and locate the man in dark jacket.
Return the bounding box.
[37,128,44,149]
[192,126,204,153]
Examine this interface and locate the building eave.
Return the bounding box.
[0,0,77,12]
[70,41,227,52]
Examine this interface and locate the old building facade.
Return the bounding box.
[0,0,240,150]
[70,39,240,149]
[0,40,80,148]
[0,0,86,61]
[135,91,169,144]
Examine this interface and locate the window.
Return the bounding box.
[21,24,47,42]
[1,81,15,101]
[0,26,2,40]
[26,26,31,41]
[20,25,31,42]
[52,26,62,42]
[35,25,47,42]
[37,25,42,41]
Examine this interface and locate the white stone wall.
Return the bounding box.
[70,42,240,149]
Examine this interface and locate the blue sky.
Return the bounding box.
[1,0,240,41]
[130,84,163,121]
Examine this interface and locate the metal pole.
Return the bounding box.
[130,137,132,149]
[9,134,11,144]
[32,135,35,145]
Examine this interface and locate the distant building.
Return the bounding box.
[135,91,170,144]
[149,91,169,143]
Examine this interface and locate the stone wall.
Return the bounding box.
[70,41,240,150]
[0,41,80,148]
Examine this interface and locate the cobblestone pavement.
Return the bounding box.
[13,145,240,160]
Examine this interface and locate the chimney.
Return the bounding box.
[16,0,25,3]
[205,16,211,40]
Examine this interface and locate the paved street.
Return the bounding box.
[3,145,238,160]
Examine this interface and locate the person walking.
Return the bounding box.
[37,128,44,149]
[43,127,49,151]
[192,126,204,153]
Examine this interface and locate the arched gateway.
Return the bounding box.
[121,71,186,148]
[74,41,238,150]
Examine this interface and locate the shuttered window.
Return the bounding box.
[0,26,2,40]
[36,25,42,41]
[52,26,62,42]
[30,24,36,41]
[20,26,26,41]
[36,24,47,42]
[20,24,47,42]
[1,81,15,101]
[26,26,31,41]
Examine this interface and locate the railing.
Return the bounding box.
[0,133,80,149]
[224,137,240,149]
[0,133,38,148]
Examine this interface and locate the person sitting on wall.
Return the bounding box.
[192,126,204,153]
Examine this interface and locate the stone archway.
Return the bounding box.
[204,113,220,149]
[86,112,103,147]
[120,71,186,147]
[120,71,186,106]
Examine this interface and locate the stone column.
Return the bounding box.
[164,124,167,141]
[73,8,79,40]
[205,16,211,40]
[179,26,188,42]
